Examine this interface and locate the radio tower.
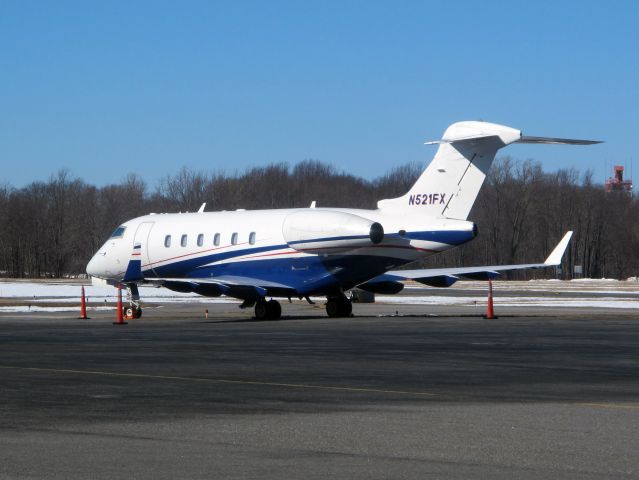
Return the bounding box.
[604,165,633,194]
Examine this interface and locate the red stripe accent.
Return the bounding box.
[238,244,437,260]
[142,241,251,268]
[241,249,300,259]
[142,242,438,268]
[296,244,437,254]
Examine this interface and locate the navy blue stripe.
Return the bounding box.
[152,254,404,296]
[148,243,289,277]
[287,230,473,246]
[387,230,474,243]
[146,230,473,279]
[287,234,371,245]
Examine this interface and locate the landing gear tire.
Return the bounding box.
[123,306,142,320]
[266,299,282,320]
[255,299,282,320]
[255,301,268,320]
[326,297,352,318]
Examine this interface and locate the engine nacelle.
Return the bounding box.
[283,210,384,254]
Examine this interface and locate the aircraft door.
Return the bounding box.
[133,221,155,276]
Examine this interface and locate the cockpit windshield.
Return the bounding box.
[109,226,126,239]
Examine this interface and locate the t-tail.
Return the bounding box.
[377,121,601,220]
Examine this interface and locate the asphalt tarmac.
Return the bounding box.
[1,303,639,479]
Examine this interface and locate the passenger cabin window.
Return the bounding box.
[197,234,204,247]
[249,232,256,245]
[110,226,126,239]
[164,235,171,247]
[214,233,220,246]
[181,234,188,247]
[231,232,238,245]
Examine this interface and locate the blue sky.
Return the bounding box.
[1,1,637,188]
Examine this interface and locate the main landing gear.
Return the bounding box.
[248,295,353,320]
[254,299,282,320]
[325,295,352,318]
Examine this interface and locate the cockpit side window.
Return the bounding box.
[110,226,126,239]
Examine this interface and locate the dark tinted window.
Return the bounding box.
[164,235,171,247]
[110,226,126,238]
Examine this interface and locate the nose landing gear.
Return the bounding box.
[123,283,143,319]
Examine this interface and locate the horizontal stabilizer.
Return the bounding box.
[424,134,502,145]
[516,135,602,145]
[426,135,602,146]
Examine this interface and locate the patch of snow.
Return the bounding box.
[376,295,639,309]
[0,306,114,313]
[569,278,618,282]
[0,281,205,299]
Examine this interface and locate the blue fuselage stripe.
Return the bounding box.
[146,229,474,295]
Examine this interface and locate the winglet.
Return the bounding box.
[544,231,573,265]
[198,203,206,213]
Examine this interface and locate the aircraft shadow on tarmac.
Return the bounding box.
[197,313,534,324]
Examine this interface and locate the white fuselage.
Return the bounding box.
[87,206,476,297]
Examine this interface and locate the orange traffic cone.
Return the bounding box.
[78,286,90,319]
[113,287,127,325]
[484,279,497,319]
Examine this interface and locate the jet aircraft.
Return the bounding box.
[86,121,599,319]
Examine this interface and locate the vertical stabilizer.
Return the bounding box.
[378,121,521,220]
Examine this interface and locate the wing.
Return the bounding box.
[144,275,298,300]
[359,231,572,291]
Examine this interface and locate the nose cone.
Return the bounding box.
[86,252,107,278]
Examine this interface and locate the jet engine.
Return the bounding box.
[283,210,384,254]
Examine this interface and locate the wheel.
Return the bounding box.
[266,300,282,320]
[135,307,142,319]
[326,297,352,318]
[255,300,268,320]
[326,299,341,317]
[339,298,352,317]
[124,306,134,319]
[326,299,338,317]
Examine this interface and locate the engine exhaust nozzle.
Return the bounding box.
[369,222,384,244]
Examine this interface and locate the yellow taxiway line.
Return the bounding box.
[0,364,438,397]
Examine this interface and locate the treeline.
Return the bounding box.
[0,158,637,279]
[431,158,639,279]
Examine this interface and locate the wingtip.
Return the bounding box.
[544,231,573,265]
